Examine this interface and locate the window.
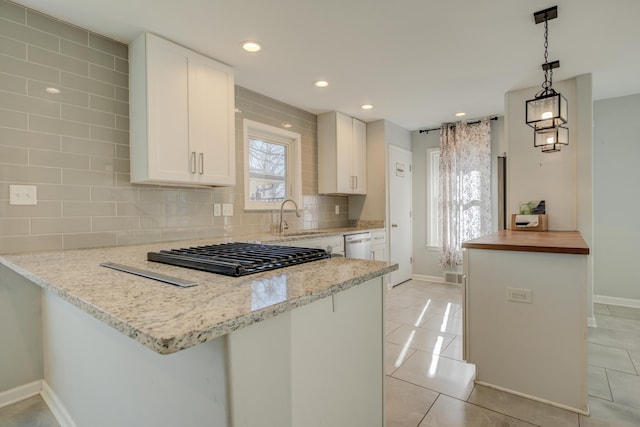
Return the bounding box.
[243,119,302,210]
[426,147,441,247]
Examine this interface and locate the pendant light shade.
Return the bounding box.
[534,125,568,149]
[526,92,568,130]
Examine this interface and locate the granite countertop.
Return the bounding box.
[1,231,396,355]
[462,230,590,255]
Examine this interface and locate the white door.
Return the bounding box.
[388,145,412,286]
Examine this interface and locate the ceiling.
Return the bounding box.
[12,0,640,131]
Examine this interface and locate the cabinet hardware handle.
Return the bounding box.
[199,153,204,175]
[191,152,196,174]
[355,176,358,189]
[391,224,398,228]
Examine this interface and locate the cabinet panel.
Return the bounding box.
[318,111,367,195]
[130,32,235,186]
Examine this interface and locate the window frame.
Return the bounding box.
[426,147,440,248]
[243,119,302,211]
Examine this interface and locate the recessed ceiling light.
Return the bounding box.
[314,80,329,88]
[46,87,61,94]
[282,122,292,128]
[361,104,373,110]
[455,112,466,117]
[241,41,262,53]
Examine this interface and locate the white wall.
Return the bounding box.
[593,93,640,303]
[0,264,43,394]
[505,75,594,321]
[349,120,411,222]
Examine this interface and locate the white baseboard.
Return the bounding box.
[412,274,444,283]
[0,380,42,409]
[41,381,78,427]
[593,294,640,309]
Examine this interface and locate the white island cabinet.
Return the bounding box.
[318,111,367,195]
[129,32,235,186]
[462,230,590,414]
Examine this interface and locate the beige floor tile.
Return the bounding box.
[420,309,463,335]
[588,326,640,352]
[607,369,640,410]
[385,319,402,336]
[418,394,536,427]
[467,384,579,427]
[385,376,438,427]
[608,305,640,321]
[595,314,640,334]
[588,342,637,374]
[385,341,417,375]
[594,303,612,316]
[386,324,456,354]
[0,396,60,427]
[392,351,476,400]
[580,396,640,427]
[588,365,613,401]
[385,305,433,327]
[629,348,640,374]
[440,335,464,361]
[406,296,461,315]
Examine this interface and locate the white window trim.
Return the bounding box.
[243,119,302,211]
[426,147,440,249]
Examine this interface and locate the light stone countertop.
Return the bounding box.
[1,230,396,355]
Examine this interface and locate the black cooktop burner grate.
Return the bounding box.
[147,242,331,277]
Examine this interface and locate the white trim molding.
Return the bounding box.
[593,294,640,309]
[0,380,42,409]
[41,381,78,427]
[412,274,444,284]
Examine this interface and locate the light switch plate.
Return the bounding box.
[222,203,233,216]
[335,205,340,215]
[213,203,222,217]
[10,185,37,205]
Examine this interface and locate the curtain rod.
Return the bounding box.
[418,116,498,134]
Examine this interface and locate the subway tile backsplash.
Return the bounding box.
[0,0,349,254]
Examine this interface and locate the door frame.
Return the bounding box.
[387,144,413,287]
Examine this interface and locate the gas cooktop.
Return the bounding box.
[147,242,331,277]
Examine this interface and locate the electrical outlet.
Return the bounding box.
[222,203,233,217]
[9,185,37,205]
[507,287,532,303]
[335,205,340,215]
[213,203,222,217]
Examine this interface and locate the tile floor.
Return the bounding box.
[385,279,640,427]
[2,279,640,426]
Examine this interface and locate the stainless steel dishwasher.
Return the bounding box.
[344,232,371,260]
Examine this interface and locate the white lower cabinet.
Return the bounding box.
[370,229,387,261]
[227,278,384,427]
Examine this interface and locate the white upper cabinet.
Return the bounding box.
[129,33,235,186]
[318,111,367,195]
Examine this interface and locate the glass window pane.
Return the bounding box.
[248,138,287,202]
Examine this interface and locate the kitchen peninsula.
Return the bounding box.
[462,230,589,414]
[1,234,396,427]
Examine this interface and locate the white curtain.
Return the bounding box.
[439,118,492,267]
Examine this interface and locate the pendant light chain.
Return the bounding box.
[541,17,553,95]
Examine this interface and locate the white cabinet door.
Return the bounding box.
[351,117,367,194]
[188,54,235,185]
[130,32,235,186]
[318,111,367,195]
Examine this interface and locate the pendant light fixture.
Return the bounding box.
[526,6,568,152]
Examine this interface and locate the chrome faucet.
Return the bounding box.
[279,199,301,233]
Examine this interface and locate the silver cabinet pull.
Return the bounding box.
[199,152,204,175]
[354,176,358,189]
[191,152,196,174]
[391,224,398,228]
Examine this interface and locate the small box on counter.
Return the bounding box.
[511,214,548,231]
